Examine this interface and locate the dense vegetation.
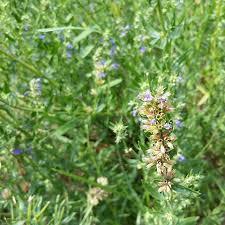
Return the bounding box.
[0,0,225,224]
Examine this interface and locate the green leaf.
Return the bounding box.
[73,27,98,44]
[13,221,26,225]
[53,119,77,137]
[80,45,94,58]
[179,216,199,225]
[37,26,85,33]
[100,78,122,90]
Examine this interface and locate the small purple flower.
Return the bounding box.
[12,149,23,155]
[150,119,156,125]
[142,124,150,130]
[120,24,131,37]
[178,154,186,162]
[67,43,73,49]
[111,63,120,70]
[98,72,106,78]
[143,90,153,102]
[23,91,30,97]
[120,31,127,37]
[66,51,72,59]
[164,123,172,130]
[98,59,106,67]
[175,119,183,128]
[39,34,45,40]
[140,46,147,54]
[159,94,168,103]
[131,109,137,117]
[110,46,117,57]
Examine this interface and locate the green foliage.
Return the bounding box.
[0,0,225,224]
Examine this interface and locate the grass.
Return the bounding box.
[0,0,225,224]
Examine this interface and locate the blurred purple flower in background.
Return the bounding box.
[140,46,147,54]
[67,43,73,49]
[175,119,183,128]
[12,149,23,155]
[66,51,72,59]
[178,154,186,162]
[164,123,172,130]
[143,90,153,102]
[120,24,131,37]
[39,34,45,40]
[98,72,107,78]
[111,63,120,70]
[150,119,156,125]
[110,46,117,57]
[100,59,107,66]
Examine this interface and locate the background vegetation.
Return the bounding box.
[0,0,225,224]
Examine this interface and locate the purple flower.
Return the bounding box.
[66,51,72,59]
[175,119,183,128]
[23,91,29,97]
[150,119,156,125]
[120,31,127,37]
[98,59,106,67]
[143,90,153,102]
[131,109,137,117]
[164,123,172,130]
[159,95,168,103]
[120,24,131,37]
[178,154,186,162]
[98,72,106,78]
[110,46,117,57]
[67,43,73,49]
[39,34,45,40]
[12,149,23,155]
[140,46,147,54]
[111,63,120,70]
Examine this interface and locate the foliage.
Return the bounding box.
[0,0,225,224]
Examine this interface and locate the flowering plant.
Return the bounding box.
[137,87,176,192]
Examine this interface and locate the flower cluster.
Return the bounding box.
[92,32,120,84]
[137,87,176,192]
[87,177,109,206]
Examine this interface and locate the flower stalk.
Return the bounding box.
[137,87,176,192]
